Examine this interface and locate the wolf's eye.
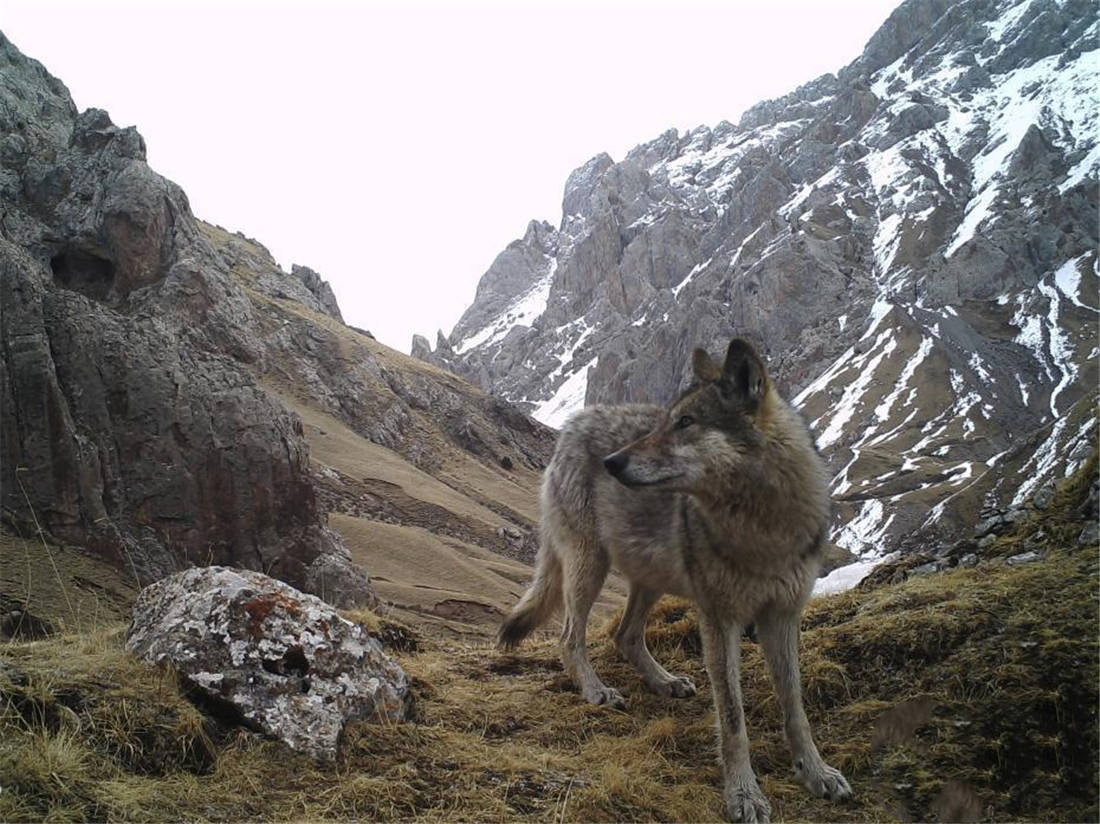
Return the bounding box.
[676,415,695,430]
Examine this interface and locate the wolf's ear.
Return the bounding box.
[692,347,721,382]
[722,338,768,404]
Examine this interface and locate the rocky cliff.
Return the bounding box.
[0,32,555,614]
[420,0,1098,560]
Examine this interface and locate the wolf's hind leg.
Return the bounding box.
[614,585,696,698]
[757,606,852,803]
[560,546,623,708]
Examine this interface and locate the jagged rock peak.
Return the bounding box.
[291,263,344,321]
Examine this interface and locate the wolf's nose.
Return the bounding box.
[603,452,628,476]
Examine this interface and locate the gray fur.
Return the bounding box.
[499,339,853,822]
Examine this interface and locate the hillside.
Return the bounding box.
[0,30,634,639]
[2,454,1095,822]
[418,0,1098,566]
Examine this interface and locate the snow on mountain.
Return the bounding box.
[418,0,1098,561]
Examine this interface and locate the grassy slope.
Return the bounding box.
[2,457,1095,823]
[0,532,137,635]
[270,389,627,634]
[195,222,624,633]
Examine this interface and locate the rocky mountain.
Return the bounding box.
[0,32,557,624]
[419,0,1099,562]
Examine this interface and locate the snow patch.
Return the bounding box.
[533,357,598,429]
[454,259,556,354]
[673,257,713,297]
[1054,254,1095,311]
[834,499,895,554]
[813,553,896,596]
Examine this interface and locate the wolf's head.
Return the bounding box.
[603,338,771,494]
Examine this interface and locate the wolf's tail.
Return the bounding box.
[498,538,562,650]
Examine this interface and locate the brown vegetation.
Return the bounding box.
[1,458,1096,822]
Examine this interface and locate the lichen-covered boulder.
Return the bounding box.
[126,566,409,759]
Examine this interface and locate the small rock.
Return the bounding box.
[0,607,54,640]
[1078,521,1099,547]
[910,561,941,576]
[126,566,410,760]
[977,534,997,549]
[974,515,1006,538]
[1032,482,1055,510]
[958,553,979,567]
[1005,551,1041,566]
[1004,507,1029,525]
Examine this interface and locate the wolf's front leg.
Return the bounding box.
[757,606,852,802]
[699,613,771,823]
[614,585,696,698]
[560,548,625,708]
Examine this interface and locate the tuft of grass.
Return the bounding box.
[341,607,421,653]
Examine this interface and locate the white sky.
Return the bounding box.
[3,0,899,351]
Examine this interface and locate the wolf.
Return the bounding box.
[498,339,852,822]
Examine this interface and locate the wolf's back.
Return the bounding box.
[498,405,663,649]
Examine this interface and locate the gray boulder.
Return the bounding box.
[126,566,410,760]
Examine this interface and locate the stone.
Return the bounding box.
[126,567,409,760]
[958,553,979,567]
[909,561,941,576]
[1,607,54,640]
[1005,551,1041,567]
[1032,482,1055,510]
[977,534,997,549]
[975,516,1007,538]
[1078,521,1099,547]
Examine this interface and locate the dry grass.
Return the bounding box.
[1,461,1095,822]
[0,530,137,637]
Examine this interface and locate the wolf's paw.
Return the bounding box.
[652,673,697,698]
[794,757,852,801]
[583,684,627,709]
[725,780,771,823]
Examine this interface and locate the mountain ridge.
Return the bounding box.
[417,0,1098,564]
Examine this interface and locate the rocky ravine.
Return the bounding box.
[418,0,1099,564]
[0,32,554,614]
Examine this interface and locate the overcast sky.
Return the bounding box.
[4,0,899,351]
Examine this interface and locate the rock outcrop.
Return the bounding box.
[420,0,1099,562]
[0,35,373,604]
[0,31,554,611]
[126,567,409,759]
